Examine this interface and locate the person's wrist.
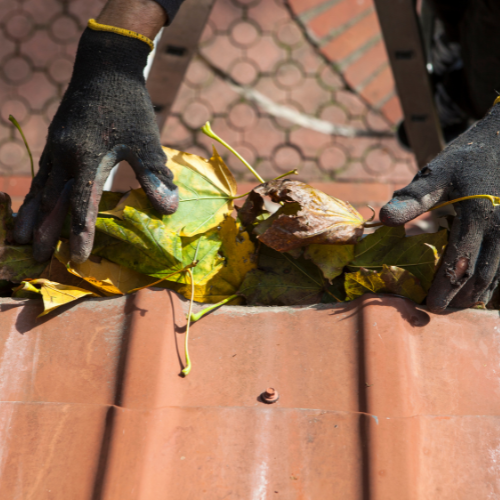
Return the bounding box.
[97,0,166,40]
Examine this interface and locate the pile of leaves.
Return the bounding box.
[1,145,449,312]
[0,122,453,374]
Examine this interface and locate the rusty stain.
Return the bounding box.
[1,289,500,498]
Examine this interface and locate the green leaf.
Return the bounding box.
[349,226,447,291]
[99,147,237,237]
[238,244,325,305]
[304,244,354,282]
[95,206,224,285]
[345,265,427,303]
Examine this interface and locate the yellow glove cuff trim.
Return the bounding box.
[88,19,154,51]
[494,96,500,107]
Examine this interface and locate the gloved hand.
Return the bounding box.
[14,26,178,263]
[380,105,500,312]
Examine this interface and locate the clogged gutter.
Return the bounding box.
[2,120,499,374]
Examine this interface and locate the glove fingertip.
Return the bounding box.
[380,198,428,226]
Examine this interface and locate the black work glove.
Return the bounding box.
[380,105,500,312]
[14,28,178,263]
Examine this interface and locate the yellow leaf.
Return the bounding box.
[345,265,426,304]
[165,217,257,303]
[13,279,99,318]
[304,244,354,282]
[54,241,157,296]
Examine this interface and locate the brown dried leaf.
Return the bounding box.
[240,179,365,252]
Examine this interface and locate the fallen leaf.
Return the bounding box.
[240,179,365,251]
[12,279,99,317]
[165,216,257,303]
[238,244,325,306]
[304,243,354,282]
[349,226,448,291]
[0,192,46,282]
[95,206,224,285]
[55,240,157,296]
[99,146,237,237]
[345,265,427,303]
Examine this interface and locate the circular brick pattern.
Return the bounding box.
[0,141,25,168]
[233,0,261,7]
[185,59,213,88]
[272,144,302,172]
[42,98,60,125]
[226,143,257,175]
[49,15,79,43]
[181,100,212,129]
[275,61,304,89]
[229,59,259,85]
[319,145,347,174]
[48,57,73,84]
[319,104,348,125]
[2,98,29,124]
[230,20,260,48]
[272,100,303,131]
[229,102,258,130]
[5,12,34,41]
[276,21,302,48]
[318,64,342,91]
[364,146,393,175]
[2,56,32,84]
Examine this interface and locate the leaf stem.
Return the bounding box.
[9,115,34,178]
[201,121,265,183]
[272,169,298,181]
[181,268,195,376]
[190,294,239,322]
[429,194,500,211]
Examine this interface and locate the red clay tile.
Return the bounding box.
[359,64,394,107]
[24,0,66,24]
[380,93,404,124]
[308,0,373,40]
[320,102,348,124]
[321,11,380,63]
[343,39,387,89]
[287,0,331,16]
